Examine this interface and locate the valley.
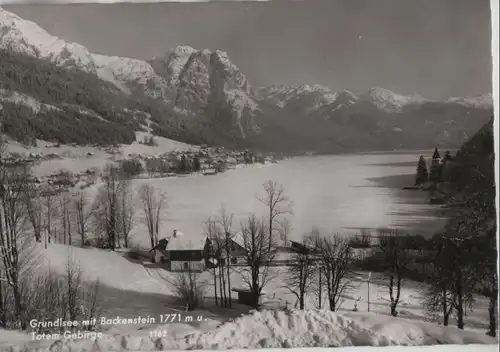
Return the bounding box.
[0,3,496,352]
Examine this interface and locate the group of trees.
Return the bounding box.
[199,181,292,310]
[91,164,168,251]
[415,147,453,185]
[0,140,103,330]
[0,49,140,145]
[179,160,497,338]
[118,154,203,180]
[410,120,496,336]
[0,48,220,148]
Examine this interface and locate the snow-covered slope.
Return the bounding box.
[1,308,497,351]
[363,87,428,113]
[447,93,494,109]
[255,84,341,110]
[0,6,259,138]
[0,6,96,73]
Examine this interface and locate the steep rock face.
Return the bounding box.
[0,7,259,138]
[150,48,258,137]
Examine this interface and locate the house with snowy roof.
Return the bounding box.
[210,231,248,266]
[150,229,212,272]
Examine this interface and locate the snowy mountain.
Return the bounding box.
[363,87,428,113]
[0,6,494,153]
[447,93,494,109]
[0,6,258,141]
[255,84,341,110]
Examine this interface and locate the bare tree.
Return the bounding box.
[0,166,29,329]
[278,218,292,247]
[377,229,413,317]
[117,179,134,248]
[138,183,167,249]
[204,215,228,308]
[257,180,292,249]
[422,240,455,326]
[238,213,278,308]
[437,129,496,332]
[284,234,317,309]
[73,190,93,247]
[23,183,43,243]
[203,217,219,307]
[166,268,207,311]
[217,206,234,308]
[475,226,498,337]
[93,164,129,250]
[59,191,73,245]
[24,256,103,334]
[315,233,353,312]
[40,184,58,247]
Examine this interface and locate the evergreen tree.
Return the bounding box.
[429,147,442,182]
[432,147,441,160]
[177,154,187,173]
[415,155,429,185]
[192,155,201,172]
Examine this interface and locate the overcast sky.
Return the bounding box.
[3,0,493,99]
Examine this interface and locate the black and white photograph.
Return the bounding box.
[0,0,497,351]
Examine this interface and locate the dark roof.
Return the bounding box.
[149,238,168,252]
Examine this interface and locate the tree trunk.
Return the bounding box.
[388,274,397,317]
[218,263,224,308]
[318,266,322,309]
[442,290,450,326]
[487,294,497,337]
[0,272,5,328]
[225,240,232,308]
[221,261,227,308]
[456,268,464,329]
[62,208,67,245]
[68,213,72,246]
[213,266,218,307]
[13,285,26,330]
[299,262,305,309]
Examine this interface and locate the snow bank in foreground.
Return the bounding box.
[2,309,496,351]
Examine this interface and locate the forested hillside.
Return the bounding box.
[0,49,211,146]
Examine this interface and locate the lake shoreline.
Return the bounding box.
[361,170,448,237]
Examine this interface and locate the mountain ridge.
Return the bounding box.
[0,6,494,153]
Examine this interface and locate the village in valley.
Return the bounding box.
[0,0,496,349]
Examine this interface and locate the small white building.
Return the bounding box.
[150,230,213,272]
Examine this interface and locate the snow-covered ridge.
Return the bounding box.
[0,7,97,73]
[0,88,60,114]
[0,6,260,137]
[447,93,494,109]
[365,87,428,113]
[255,84,347,110]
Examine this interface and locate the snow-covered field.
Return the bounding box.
[4,133,197,177]
[1,137,497,351]
[0,243,496,351]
